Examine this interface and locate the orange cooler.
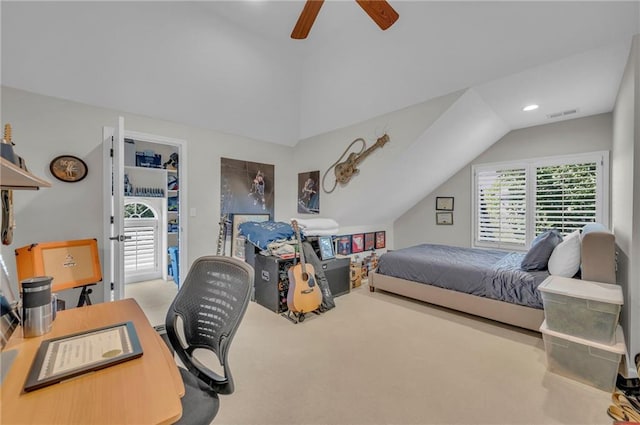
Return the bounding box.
[15,239,102,292]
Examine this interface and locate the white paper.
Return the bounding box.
[38,326,133,380]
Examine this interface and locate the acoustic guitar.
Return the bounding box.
[286,220,322,316]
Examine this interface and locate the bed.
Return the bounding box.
[369,230,616,331]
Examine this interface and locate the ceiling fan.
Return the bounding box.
[291,0,399,39]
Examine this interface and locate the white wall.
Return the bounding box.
[2,86,496,303]
[293,90,465,242]
[0,86,296,306]
[612,34,639,376]
[1,1,303,146]
[395,113,614,249]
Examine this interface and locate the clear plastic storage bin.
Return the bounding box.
[540,321,625,392]
[537,276,623,344]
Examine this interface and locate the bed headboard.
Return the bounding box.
[581,231,616,284]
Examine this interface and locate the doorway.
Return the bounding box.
[124,200,161,283]
[103,119,187,324]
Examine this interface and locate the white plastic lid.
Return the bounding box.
[537,275,623,305]
[539,320,626,354]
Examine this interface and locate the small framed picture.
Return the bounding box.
[49,155,88,183]
[318,236,335,260]
[364,232,375,251]
[336,235,352,256]
[436,212,454,225]
[351,234,364,253]
[375,231,386,249]
[436,197,454,211]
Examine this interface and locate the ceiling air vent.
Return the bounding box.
[547,109,579,119]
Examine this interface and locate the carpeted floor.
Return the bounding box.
[133,280,612,425]
[124,278,178,326]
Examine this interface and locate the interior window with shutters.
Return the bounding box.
[473,151,608,250]
[124,202,159,274]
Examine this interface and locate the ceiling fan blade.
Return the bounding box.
[291,0,325,39]
[355,0,399,31]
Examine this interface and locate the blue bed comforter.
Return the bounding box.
[377,244,548,308]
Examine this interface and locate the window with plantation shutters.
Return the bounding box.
[535,162,598,235]
[476,166,527,248]
[124,222,157,273]
[124,202,160,276]
[473,151,608,250]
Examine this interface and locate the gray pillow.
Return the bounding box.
[520,229,563,271]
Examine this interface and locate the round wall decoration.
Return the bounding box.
[49,155,88,183]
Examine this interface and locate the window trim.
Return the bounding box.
[472,150,609,250]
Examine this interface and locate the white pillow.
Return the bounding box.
[548,230,581,277]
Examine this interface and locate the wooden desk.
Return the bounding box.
[1,298,184,424]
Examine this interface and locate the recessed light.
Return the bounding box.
[522,104,539,112]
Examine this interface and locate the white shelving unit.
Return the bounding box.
[166,169,179,283]
[166,173,179,231]
[123,165,167,283]
[123,164,173,282]
[124,166,166,197]
[122,155,180,283]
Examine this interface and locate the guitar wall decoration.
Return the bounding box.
[322,133,390,193]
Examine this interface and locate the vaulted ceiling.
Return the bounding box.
[2,1,639,146]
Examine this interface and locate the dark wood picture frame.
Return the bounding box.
[436,196,454,211]
[49,155,88,183]
[436,212,454,225]
[375,231,386,249]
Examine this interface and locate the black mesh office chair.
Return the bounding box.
[165,256,254,425]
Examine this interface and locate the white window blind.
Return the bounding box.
[473,151,608,250]
[535,161,598,235]
[476,167,527,247]
[124,220,158,273]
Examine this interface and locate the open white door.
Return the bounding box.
[103,117,126,301]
